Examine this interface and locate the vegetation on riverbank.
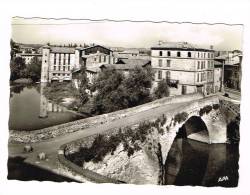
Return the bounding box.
[66,114,169,166]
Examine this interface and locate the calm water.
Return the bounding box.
[165,138,239,187]
[9,84,83,131]
[8,157,77,182]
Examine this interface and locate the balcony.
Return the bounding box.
[166,79,179,88]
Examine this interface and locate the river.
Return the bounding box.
[164,138,239,187]
[9,84,83,131]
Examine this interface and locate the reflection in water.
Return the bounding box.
[8,157,78,182]
[165,138,239,187]
[9,84,83,130]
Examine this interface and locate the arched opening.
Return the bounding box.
[176,116,209,143]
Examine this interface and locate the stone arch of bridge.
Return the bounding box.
[176,115,210,143]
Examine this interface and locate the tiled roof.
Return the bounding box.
[17,53,42,56]
[79,44,113,52]
[101,62,150,70]
[117,59,150,66]
[151,42,213,51]
[50,47,75,54]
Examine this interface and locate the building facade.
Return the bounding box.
[151,42,216,96]
[15,53,42,65]
[41,44,115,83]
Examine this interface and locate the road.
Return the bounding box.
[8,97,204,181]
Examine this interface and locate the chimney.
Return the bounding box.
[210,45,214,50]
[158,40,163,45]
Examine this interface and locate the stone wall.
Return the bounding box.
[9,93,203,143]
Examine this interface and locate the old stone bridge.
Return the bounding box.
[8,93,233,183]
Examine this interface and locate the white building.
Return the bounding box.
[15,53,42,65]
[41,44,115,83]
[151,41,216,96]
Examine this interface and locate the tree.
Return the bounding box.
[10,39,20,60]
[92,68,127,114]
[10,57,26,81]
[26,56,42,81]
[78,65,89,105]
[154,79,170,99]
[92,66,154,114]
[123,66,154,107]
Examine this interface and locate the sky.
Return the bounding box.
[11,17,243,51]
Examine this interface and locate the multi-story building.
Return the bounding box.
[215,50,242,91]
[151,41,216,96]
[41,44,115,83]
[15,53,42,65]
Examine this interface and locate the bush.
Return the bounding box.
[174,112,188,123]
[199,105,213,116]
[213,104,220,110]
[127,147,135,157]
[154,79,170,99]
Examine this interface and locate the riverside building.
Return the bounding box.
[41,44,115,83]
[151,41,216,96]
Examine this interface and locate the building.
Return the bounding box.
[15,53,42,65]
[41,44,115,83]
[113,49,151,60]
[151,41,216,96]
[215,50,242,91]
[100,58,151,76]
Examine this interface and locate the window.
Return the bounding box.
[167,51,171,57]
[99,55,101,63]
[159,51,163,56]
[68,54,70,65]
[54,66,56,71]
[197,61,200,69]
[104,55,106,62]
[198,52,200,58]
[167,60,171,67]
[158,59,162,67]
[197,73,200,82]
[211,53,214,58]
[63,54,66,65]
[188,52,191,58]
[166,71,170,80]
[177,51,181,57]
[59,54,61,65]
[62,73,65,76]
[158,70,162,79]
[63,66,65,71]
[44,60,47,63]
[208,53,210,58]
[68,66,70,71]
[204,53,206,58]
[54,54,56,64]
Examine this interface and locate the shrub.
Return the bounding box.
[127,147,135,157]
[213,104,220,110]
[199,105,213,116]
[174,112,188,123]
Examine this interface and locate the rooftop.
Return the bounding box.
[151,41,214,51]
[117,59,150,66]
[101,59,151,70]
[50,46,75,54]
